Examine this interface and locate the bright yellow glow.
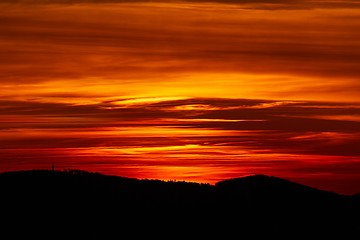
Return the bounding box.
[2,73,358,106]
[173,104,221,111]
[112,97,189,106]
[106,126,239,137]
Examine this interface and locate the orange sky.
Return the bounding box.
[1,0,360,195]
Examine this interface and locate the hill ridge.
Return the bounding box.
[1,168,359,238]
[0,168,357,196]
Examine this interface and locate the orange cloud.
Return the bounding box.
[0,3,359,103]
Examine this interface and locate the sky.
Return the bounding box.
[1,0,360,195]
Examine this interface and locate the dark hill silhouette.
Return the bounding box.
[0,169,359,239]
[352,192,360,201]
[215,174,344,205]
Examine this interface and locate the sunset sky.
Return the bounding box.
[1,0,359,195]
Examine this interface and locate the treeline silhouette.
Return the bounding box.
[1,169,359,239]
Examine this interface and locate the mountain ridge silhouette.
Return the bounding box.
[1,169,359,238]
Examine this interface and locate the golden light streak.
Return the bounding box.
[175,118,266,122]
[91,144,204,155]
[106,126,239,137]
[173,104,221,111]
[0,126,240,140]
[312,115,360,122]
[112,97,189,106]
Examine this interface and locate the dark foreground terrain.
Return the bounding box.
[1,169,359,239]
